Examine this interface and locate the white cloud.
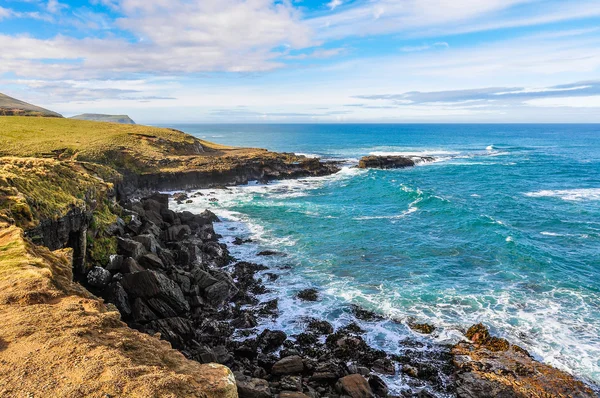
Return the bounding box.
[525,96,600,108]
[0,6,12,20]
[327,0,342,11]
[47,0,68,14]
[309,0,600,40]
[0,0,315,78]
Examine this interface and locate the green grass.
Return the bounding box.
[0,116,231,172]
[0,157,116,228]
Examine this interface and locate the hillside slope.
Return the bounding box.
[0,93,62,117]
[70,113,136,124]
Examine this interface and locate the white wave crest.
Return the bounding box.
[525,188,600,201]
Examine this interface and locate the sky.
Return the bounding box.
[1,0,600,123]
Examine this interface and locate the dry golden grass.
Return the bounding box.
[0,225,238,398]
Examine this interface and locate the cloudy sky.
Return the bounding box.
[1,0,600,122]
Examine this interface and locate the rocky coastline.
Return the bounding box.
[1,113,597,397]
[85,188,597,398]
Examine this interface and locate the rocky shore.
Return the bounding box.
[86,191,597,398]
[1,117,597,397]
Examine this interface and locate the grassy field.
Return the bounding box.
[0,116,239,172]
[0,116,303,174]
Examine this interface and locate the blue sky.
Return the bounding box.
[1,0,600,123]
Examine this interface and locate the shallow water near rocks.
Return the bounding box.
[164,124,600,393]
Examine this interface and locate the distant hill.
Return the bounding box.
[70,113,136,124]
[0,93,62,118]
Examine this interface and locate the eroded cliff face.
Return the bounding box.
[118,156,341,199]
[0,224,238,398]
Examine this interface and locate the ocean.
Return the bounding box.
[158,123,600,392]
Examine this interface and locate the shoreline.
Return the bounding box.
[171,177,600,397]
[90,178,597,398]
[0,116,597,397]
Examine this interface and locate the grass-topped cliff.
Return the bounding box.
[0,93,63,118]
[70,113,136,124]
[0,116,308,175]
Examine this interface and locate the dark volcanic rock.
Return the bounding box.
[258,329,287,353]
[117,237,146,259]
[138,253,165,270]
[86,266,111,288]
[120,270,190,314]
[272,355,304,375]
[106,282,131,317]
[358,155,434,169]
[306,319,334,335]
[296,288,319,302]
[257,250,285,256]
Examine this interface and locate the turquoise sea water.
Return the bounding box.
[162,124,600,392]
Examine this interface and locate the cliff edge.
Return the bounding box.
[0,223,237,398]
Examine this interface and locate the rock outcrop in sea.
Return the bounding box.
[358,155,435,169]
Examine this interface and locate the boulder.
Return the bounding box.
[143,198,166,214]
[163,225,192,242]
[120,270,190,314]
[357,155,434,169]
[131,297,158,323]
[138,253,165,270]
[236,376,271,398]
[144,210,165,227]
[258,329,287,353]
[193,268,220,289]
[105,282,131,317]
[199,209,220,223]
[280,375,302,391]
[205,280,237,308]
[296,288,319,302]
[368,375,388,397]
[105,254,124,272]
[121,257,144,273]
[133,234,160,254]
[87,266,111,288]
[117,237,146,260]
[147,193,169,209]
[125,216,143,235]
[145,317,195,347]
[335,374,374,398]
[146,298,178,318]
[452,324,597,398]
[272,356,304,375]
[257,250,285,256]
[306,319,334,335]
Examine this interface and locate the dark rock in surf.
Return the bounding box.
[358,155,434,169]
[297,288,319,302]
